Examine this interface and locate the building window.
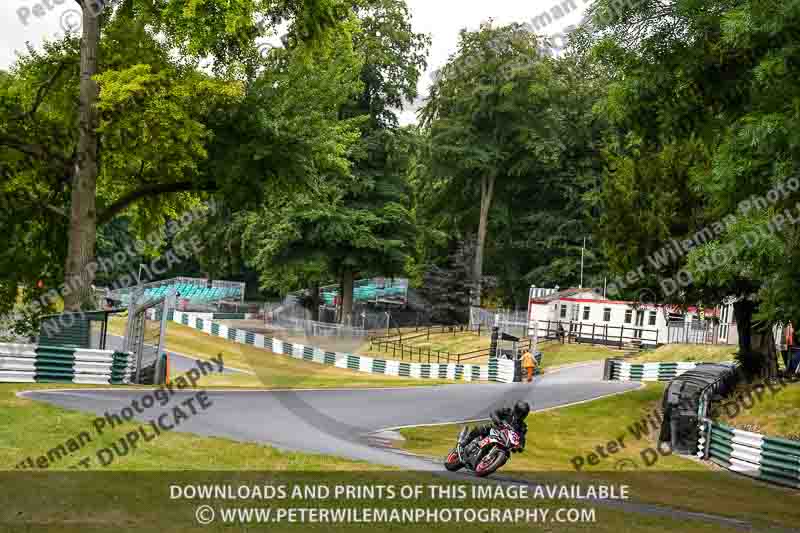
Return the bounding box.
[603,308,611,322]
[583,306,590,321]
[560,304,567,319]
[624,310,632,324]
[649,311,657,326]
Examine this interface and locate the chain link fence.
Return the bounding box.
[470,306,530,338]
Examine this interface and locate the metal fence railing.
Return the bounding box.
[533,319,660,347]
[368,323,536,364]
[469,307,529,336]
[667,319,731,345]
[267,316,370,338]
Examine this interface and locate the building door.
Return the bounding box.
[634,310,645,339]
[570,304,579,332]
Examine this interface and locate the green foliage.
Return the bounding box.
[0,0,350,329]
[422,23,563,186]
[419,23,608,306]
[590,0,800,373]
[237,0,428,310]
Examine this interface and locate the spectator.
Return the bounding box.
[557,323,566,344]
[521,349,537,383]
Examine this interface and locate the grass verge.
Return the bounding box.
[630,344,737,363]
[0,383,383,471]
[716,379,800,439]
[535,342,620,369]
[108,318,451,388]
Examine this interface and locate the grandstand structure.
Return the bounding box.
[109,276,245,309]
[319,277,408,307]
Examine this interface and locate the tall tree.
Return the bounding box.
[421,22,567,306]
[47,0,346,310]
[0,0,349,319]
[485,47,610,306]
[237,0,430,324]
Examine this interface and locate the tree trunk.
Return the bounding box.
[473,175,495,307]
[64,5,101,311]
[310,282,320,322]
[733,299,756,377]
[752,325,780,380]
[340,269,354,325]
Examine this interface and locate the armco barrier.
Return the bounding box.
[660,362,739,455]
[0,343,134,384]
[699,421,800,490]
[604,359,702,382]
[169,311,492,382]
[672,363,800,491]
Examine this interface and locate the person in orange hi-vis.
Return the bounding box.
[521,349,536,383]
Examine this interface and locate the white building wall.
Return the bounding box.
[527,286,739,346]
[529,303,555,323]
[528,297,670,346]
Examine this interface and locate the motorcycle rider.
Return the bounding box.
[461,400,530,455]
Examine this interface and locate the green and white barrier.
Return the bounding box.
[605,359,701,381]
[145,309,256,321]
[170,311,491,382]
[0,343,134,384]
[699,421,800,490]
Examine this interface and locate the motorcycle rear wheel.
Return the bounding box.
[474,449,508,477]
[444,449,463,472]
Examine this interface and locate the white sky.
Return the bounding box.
[1,0,589,125]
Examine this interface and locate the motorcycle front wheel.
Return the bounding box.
[444,449,463,471]
[474,448,508,477]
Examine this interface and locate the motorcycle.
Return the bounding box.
[444,421,522,477]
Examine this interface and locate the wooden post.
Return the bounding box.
[620,327,624,349]
[592,323,596,345]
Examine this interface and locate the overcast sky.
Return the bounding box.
[1,0,588,125]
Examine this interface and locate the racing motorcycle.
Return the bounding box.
[444,421,522,477]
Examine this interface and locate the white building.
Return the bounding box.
[527,287,737,347]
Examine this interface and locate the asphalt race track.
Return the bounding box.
[21,361,638,470]
[21,365,775,529]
